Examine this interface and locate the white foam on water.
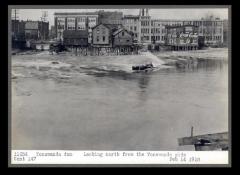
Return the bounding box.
[35,51,51,56]
[141,51,165,67]
[12,71,25,78]
[14,60,71,70]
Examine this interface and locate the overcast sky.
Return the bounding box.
[12,8,229,27]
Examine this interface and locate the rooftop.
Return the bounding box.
[63,30,88,39]
[165,24,198,29]
[123,15,140,19]
[54,12,98,16]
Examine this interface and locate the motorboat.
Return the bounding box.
[132,63,154,71]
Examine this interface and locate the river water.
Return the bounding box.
[11,48,229,150]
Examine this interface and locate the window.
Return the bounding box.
[134,26,137,31]
[122,32,124,36]
[67,18,75,30]
[57,18,65,30]
[78,25,85,30]
[97,36,99,42]
[130,26,133,30]
[97,28,100,34]
[77,17,86,30]
[103,36,105,42]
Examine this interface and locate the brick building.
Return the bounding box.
[54,12,98,43]
[97,10,123,25]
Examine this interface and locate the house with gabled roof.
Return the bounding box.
[92,23,118,47]
[112,28,133,47]
[92,23,133,48]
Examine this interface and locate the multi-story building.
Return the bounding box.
[24,20,49,41]
[49,25,56,39]
[139,9,151,44]
[97,10,123,25]
[138,9,180,44]
[54,9,226,48]
[54,12,98,43]
[165,25,199,50]
[182,19,224,45]
[11,20,26,49]
[12,20,25,40]
[122,15,140,42]
[135,9,225,46]
[112,28,133,47]
[92,23,133,48]
[92,24,112,47]
[92,24,122,47]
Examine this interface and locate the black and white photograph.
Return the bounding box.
[9,5,230,166]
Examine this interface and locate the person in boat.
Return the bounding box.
[146,62,153,68]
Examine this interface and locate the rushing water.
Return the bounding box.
[11,49,228,150]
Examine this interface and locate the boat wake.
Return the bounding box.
[141,51,165,67]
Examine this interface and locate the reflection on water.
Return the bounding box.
[12,56,228,150]
[138,74,151,89]
[175,58,227,73]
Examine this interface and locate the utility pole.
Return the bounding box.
[40,11,48,40]
[191,126,194,137]
[12,9,19,40]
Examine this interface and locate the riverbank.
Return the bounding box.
[153,47,228,68]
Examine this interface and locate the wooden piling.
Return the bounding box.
[191,126,193,137]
